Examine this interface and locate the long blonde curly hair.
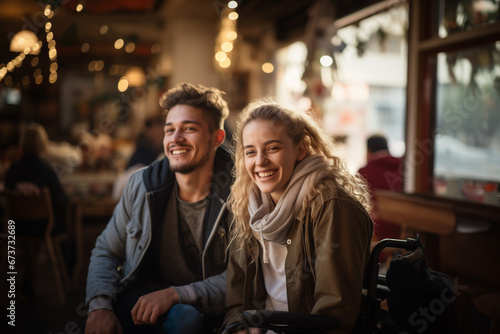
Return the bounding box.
[229,99,372,255]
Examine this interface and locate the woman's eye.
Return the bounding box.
[268,146,279,152]
[245,150,255,156]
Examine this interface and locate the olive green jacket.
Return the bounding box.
[223,184,373,333]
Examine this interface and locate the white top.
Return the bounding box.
[261,240,289,312]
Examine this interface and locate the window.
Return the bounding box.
[434,42,500,204]
[407,0,500,206]
[437,0,500,38]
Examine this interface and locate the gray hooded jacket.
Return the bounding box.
[85,147,233,318]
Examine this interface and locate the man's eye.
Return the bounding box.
[165,128,174,134]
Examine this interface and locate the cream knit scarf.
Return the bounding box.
[248,155,331,263]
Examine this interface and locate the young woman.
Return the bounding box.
[223,100,373,333]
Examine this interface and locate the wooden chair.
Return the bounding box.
[5,186,70,305]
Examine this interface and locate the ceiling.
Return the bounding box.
[0,0,387,75]
[0,0,166,61]
[0,0,386,48]
[236,0,387,43]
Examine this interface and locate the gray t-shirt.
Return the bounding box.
[156,185,208,286]
[177,187,207,253]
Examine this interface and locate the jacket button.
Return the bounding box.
[286,239,292,245]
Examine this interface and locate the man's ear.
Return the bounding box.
[214,129,226,147]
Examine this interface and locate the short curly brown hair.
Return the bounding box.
[159,82,229,132]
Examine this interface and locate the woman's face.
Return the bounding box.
[242,118,306,203]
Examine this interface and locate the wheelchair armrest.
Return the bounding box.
[242,310,339,333]
[376,284,392,300]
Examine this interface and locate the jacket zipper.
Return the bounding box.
[201,199,226,279]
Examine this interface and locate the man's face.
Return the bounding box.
[163,104,219,174]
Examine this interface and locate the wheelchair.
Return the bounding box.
[221,236,434,334]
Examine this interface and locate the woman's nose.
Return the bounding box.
[256,152,268,166]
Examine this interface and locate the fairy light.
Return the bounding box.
[1,4,57,85]
[262,62,274,74]
[114,39,124,49]
[221,42,233,52]
[22,75,30,88]
[81,42,90,53]
[76,1,84,12]
[45,5,58,84]
[125,42,136,53]
[228,12,239,20]
[215,51,227,61]
[99,25,108,35]
[214,6,238,70]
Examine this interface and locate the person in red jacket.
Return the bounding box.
[358,135,403,262]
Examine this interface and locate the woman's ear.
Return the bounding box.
[214,129,226,147]
[297,140,307,161]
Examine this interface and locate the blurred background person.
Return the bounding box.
[112,115,165,200]
[5,123,67,235]
[4,123,70,301]
[358,134,403,264]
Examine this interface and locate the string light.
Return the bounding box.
[118,77,129,92]
[114,39,124,49]
[45,4,58,84]
[0,4,58,86]
[228,12,239,20]
[215,51,227,61]
[125,42,136,53]
[99,25,109,35]
[81,42,90,53]
[214,5,238,70]
[320,55,333,67]
[262,62,274,74]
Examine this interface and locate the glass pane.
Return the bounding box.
[273,4,408,173]
[434,41,500,205]
[438,0,500,38]
[325,5,408,172]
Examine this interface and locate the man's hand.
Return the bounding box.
[131,287,180,325]
[85,309,122,334]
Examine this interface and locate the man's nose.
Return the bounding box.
[172,129,184,142]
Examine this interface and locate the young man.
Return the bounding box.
[85,83,233,334]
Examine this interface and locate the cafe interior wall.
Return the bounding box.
[0,0,410,173]
[0,0,226,173]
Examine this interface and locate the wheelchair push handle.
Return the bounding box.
[366,235,423,298]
